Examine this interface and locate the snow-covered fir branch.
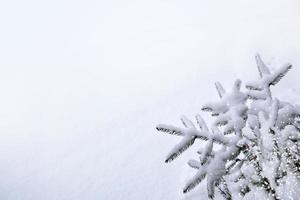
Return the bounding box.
[156,54,300,200]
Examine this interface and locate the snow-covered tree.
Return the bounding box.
[156,55,300,200]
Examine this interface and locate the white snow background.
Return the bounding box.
[0,0,300,199]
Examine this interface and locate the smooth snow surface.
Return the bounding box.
[0,0,300,199]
